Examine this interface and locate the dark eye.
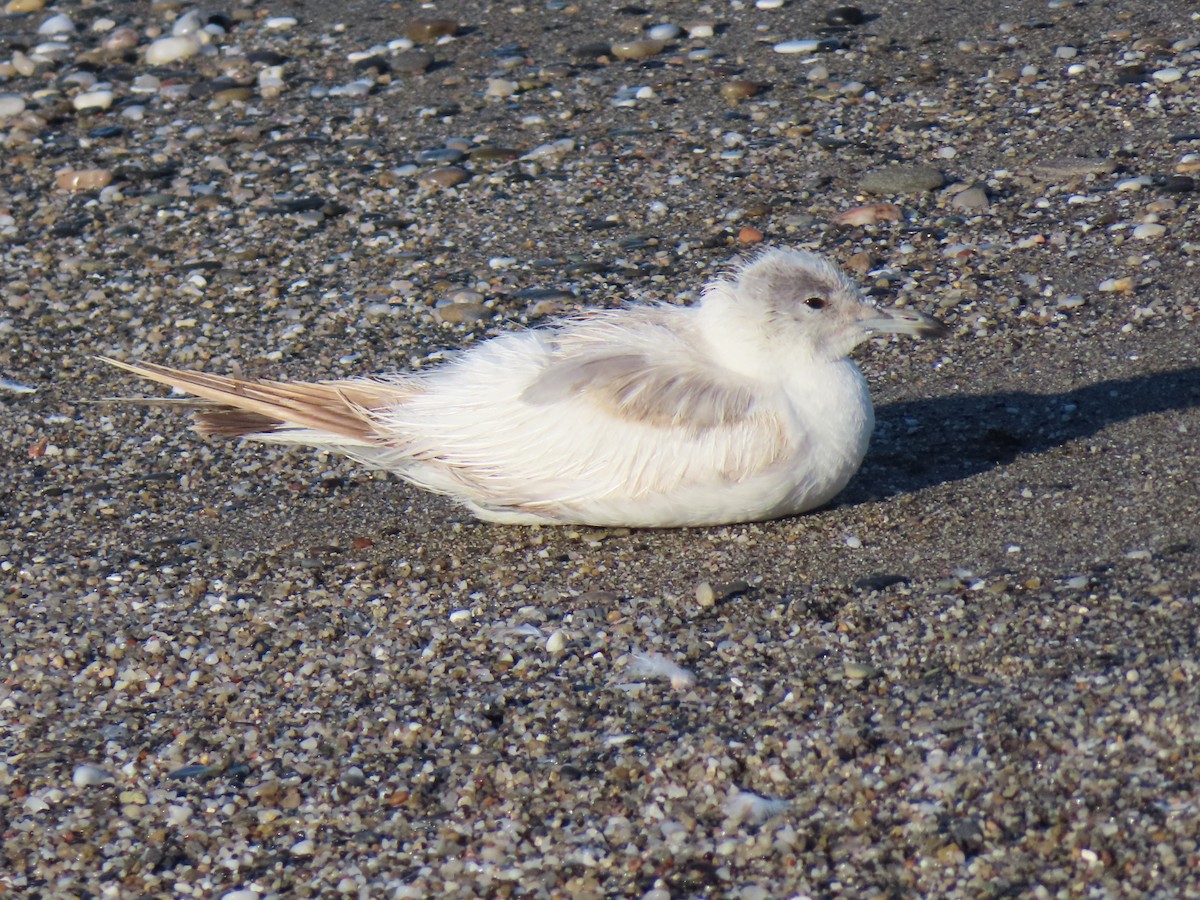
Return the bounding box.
[804,297,827,310]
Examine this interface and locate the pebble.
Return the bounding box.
[687,22,715,39]
[721,80,761,102]
[1132,223,1166,240]
[1152,68,1183,84]
[145,36,200,65]
[1099,276,1135,292]
[102,27,139,52]
[0,94,26,118]
[37,13,74,35]
[404,18,458,43]
[5,0,45,12]
[832,203,902,225]
[611,40,665,60]
[433,301,493,324]
[951,185,989,210]
[264,16,298,30]
[826,5,866,26]
[55,168,113,191]
[72,764,113,788]
[647,24,681,41]
[774,40,822,54]
[859,165,945,194]
[738,225,764,243]
[417,166,470,189]
[1177,155,1200,175]
[72,90,114,112]
[392,50,434,74]
[290,838,315,857]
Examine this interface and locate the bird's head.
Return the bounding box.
[700,247,946,367]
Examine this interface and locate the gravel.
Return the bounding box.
[2,0,1199,896]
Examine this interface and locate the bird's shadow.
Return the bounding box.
[839,365,1200,506]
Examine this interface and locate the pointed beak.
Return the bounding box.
[859,305,947,339]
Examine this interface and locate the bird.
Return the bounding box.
[100,248,946,528]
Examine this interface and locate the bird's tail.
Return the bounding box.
[98,357,412,447]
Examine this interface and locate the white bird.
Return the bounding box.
[101,248,945,527]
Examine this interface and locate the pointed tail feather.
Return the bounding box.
[98,357,410,444]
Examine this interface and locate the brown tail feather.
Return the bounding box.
[98,357,409,442]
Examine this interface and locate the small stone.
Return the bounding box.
[774,40,822,54]
[832,203,902,226]
[546,629,568,653]
[392,50,433,74]
[1162,175,1194,193]
[721,79,761,102]
[72,90,114,111]
[404,17,458,43]
[647,24,681,41]
[434,302,493,325]
[56,168,113,191]
[264,16,298,30]
[5,0,46,13]
[696,581,716,607]
[102,27,139,52]
[1132,223,1166,240]
[417,166,469,189]
[610,40,665,60]
[738,225,764,243]
[826,6,866,25]
[0,94,26,118]
[1177,155,1200,175]
[844,662,879,680]
[1098,276,1134,293]
[290,839,315,857]
[951,185,989,210]
[687,22,715,39]
[145,35,200,65]
[1055,46,1078,59]
[859,165,944,194]
[37,13,74,35]
[1152,68,1183,84]
[486,78,519,98]
[73,764,113,787]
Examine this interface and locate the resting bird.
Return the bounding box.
[101,248,945,527]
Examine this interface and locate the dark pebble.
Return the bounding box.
[825,6,866,26]
[392,49,434,74]
[403,17,458,43]
[1161,175,1195,193]
[354,56,390,75]
[853,574,911,591]
[246,49,288,65]
[88,125,124,139]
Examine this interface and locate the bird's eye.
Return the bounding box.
[804,297,827,310]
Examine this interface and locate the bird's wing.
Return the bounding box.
[519,351,756,432]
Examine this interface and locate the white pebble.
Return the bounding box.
[845,535,862,548]
[387,37,415,51]
[1152,68,1182,84]
[1054,46,1077,59]
[448,608,472,624]
[488,256,516,269]
[687,23,715,39]
[290,838,315,856]
[221,892,262,900]
[774,40,820,54]
[545,629,568,653]
[265,16,298,30]
[72,90,113,111]
[145,35,200,65]
[486,78,518,98]
[38,14,75,36]
[1115,176,1151,191]
[166,804,192,825]
[647,24,681,41]
[725,789,790,824]
[1066,63,1086,76]
[756,0,785,8]
[72,764,112,788]
[0,94,26,118]
[172,10,203,37]
[1133,223,1166,240]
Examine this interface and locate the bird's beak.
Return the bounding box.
[859,305,947,339]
